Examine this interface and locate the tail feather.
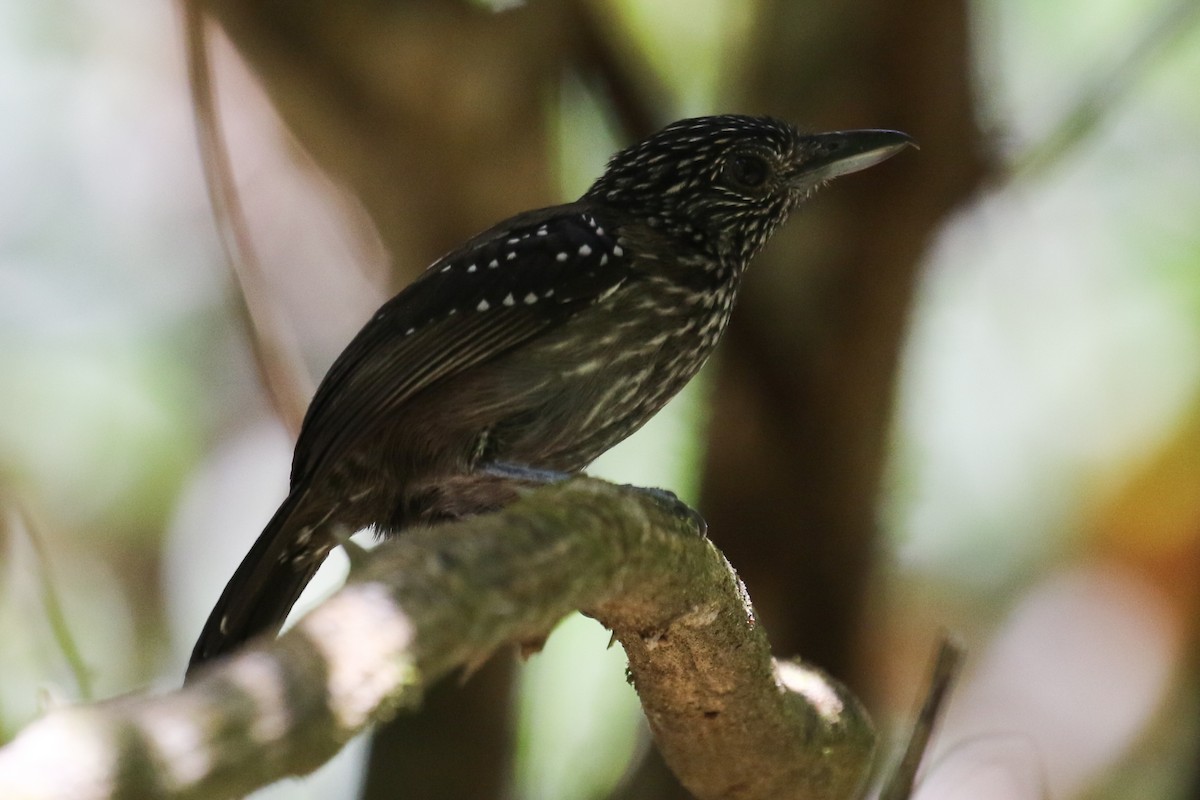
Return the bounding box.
[186,486,328,678]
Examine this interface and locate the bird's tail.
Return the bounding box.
[186,485,329,679]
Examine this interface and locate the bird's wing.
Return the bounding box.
[291,204,631,481]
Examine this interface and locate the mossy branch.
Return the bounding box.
[0,478,877,800]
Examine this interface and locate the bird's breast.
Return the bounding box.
[484,275,736,470]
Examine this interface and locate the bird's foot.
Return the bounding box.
[480,462,572,485]
[627,485,708,538]
[405,464,568,527]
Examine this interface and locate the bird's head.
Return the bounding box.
[585,114,913,269]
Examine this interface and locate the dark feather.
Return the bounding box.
[292,204,631,482]
[186,485,322,676]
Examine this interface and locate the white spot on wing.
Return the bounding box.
[556,252,569,263]
[523,292,538,305]
[489,259,499,269]
[502,293,515,307]
[578,244,592,256]
[467,264,477,272]
[477,299,490,311]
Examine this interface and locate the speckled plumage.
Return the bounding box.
[187,115,912,675]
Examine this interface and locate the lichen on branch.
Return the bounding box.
[0,478,875,800]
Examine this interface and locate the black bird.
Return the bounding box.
[188,115,912,675]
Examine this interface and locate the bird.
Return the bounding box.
[187,114,913,676]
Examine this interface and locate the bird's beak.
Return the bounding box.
[789,129,915,186]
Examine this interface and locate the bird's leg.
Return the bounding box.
[479,462,572,485]
[625,485,708,538]
[487,463,708,537]
[406,462,705,536]
[402,464,565,529]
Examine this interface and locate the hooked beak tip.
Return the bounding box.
[791,129,916,184]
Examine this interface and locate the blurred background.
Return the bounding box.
[1,0,1199,798]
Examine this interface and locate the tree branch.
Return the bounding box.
[0,479,876,800]
[181,4,313,435]
[879,636,965,800]
[1009,0,1200,180]
[566,0,669,140]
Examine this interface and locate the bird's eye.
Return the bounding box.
[725,153,770,189]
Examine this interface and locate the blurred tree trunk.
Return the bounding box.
[360,654,517,799]
[702,0,984,680]
[619,0,984,795]
[196,0,569,281]
[189,1,575,797]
